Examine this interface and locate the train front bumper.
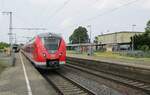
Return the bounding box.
[34,61,65,69]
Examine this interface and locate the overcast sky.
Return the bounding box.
[0,0,150,43]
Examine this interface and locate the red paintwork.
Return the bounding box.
[22,34,66,67]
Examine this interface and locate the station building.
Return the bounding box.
[67,31,143,52]
[96,31,143,51]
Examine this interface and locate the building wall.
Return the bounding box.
[97,32,143,44]
[97,31,143,51]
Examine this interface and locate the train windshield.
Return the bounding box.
[41,37,60,53]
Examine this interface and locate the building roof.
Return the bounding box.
[67,43,96,46]
[98,31,143,36]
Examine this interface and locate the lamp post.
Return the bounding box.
[87,25,93,55]
[87,25,92,43]
[131,24,136,51]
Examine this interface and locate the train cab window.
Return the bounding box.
[41,37,60,53]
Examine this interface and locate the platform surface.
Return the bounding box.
[67,53,150,69]
[0,53,57,95]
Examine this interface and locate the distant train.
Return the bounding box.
[22,33,66,69]
[12,44,20,52]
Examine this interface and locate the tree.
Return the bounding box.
[0,42,10,49]
[145,20,150,34]
[94,36,98,44]
[132,20,150,51]
[69,26,89,44]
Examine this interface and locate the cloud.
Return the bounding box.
[139,0,150,10]
[93,0,150,11]
[0,0,149,43]
[93,0,122,10]
[28,0,50,6]
[0,15,2,21]
[28,0,67,6]
[93,0,145,10]
[61,17,72,27]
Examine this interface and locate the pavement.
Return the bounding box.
[67,53,150,70]
[0,53,57,95]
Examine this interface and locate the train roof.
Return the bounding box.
[38,33,61,38]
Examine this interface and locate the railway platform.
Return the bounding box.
[67,53,150,69]
[0,53,57,95]
[67,53,150,92]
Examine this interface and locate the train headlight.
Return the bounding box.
[59,52,63,56]
[43,53,46,57]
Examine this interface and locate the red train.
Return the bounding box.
[22,33,66,69]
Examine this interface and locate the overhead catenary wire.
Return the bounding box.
[51,0,142,33]
[82,0,141,23]
[46,0,72,26]
[12,28,47,30]
[49,0,101,31]
[51,0,71,17]
[0,0,143,43]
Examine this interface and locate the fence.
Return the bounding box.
[114,50,150,58]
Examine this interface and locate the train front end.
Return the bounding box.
[34,33,66,69]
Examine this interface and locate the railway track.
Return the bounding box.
[40,70,95,95]
[23,49,150,95]
[65,63,150,94]
[22,52,95,95]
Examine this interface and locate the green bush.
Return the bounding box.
[0,42,9,49]
[117,51,150,58]
[140,45,149,51]
[0,62,7,73]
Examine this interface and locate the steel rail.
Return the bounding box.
[65,63,150,94]
[41,71,95,95]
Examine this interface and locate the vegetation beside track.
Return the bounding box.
[0,61,9,74]
[95,51,150,62]
[0,53,10,74]
[67,50,150,64]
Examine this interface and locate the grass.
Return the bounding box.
[67,50,150,64]
[0,55,10,74]
[95,52,150,63]
[96,51,150,60]
[95,51,134,59]
[0,61,8,74]
[67,50,88,56]
[66,50,77,54]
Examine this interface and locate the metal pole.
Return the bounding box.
[132,24,136,51]
[10,12,13,47]
[79,37,80,53]
[2,12,15,66]
[88,25,92,43]
[2,12,13,54]
[90,27,91,43]
[15,34,17,44]
[87,25,92,55]
[14,33,17,44]
[114,32,117,51]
